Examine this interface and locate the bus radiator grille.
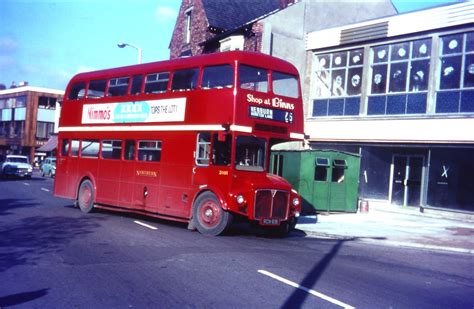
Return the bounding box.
[254,190,289,220]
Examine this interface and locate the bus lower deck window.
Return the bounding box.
[138,140,162,162]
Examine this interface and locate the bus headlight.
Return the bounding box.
[292,197,300,207]
[236,194,245,205]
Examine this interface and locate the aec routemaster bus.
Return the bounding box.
[54,51,304,236]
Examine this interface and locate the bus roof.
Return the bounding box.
[68,51,299,84]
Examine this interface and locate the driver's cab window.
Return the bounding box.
[235,135,266,172]
[212,133,231,166]
[196,133,211,166]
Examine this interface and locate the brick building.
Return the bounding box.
[169,0,296,59]
[0,86,63,164]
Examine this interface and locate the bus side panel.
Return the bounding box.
[118,160,136,208]
[55,156,73,198]
[96,159,121,206]
[133,161,161,211]
[77,158,99,192]
[157,134,195,218]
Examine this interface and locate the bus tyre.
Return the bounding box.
[78,179,95,213]
[193,192,232,236]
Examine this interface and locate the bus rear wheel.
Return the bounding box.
[193,192,232,236]
[78,179,95,213]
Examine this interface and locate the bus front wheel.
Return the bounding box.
[78,179,95,213]
[193,192,232,236]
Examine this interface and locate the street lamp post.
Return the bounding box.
[117,42,142,64]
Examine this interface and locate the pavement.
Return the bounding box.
[296,200,474,254]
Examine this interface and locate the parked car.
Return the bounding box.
[41,157,56,177]
[1,155,33,178]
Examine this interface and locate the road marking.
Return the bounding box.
[23,182,30,186]
[258,270,354,309]
[41,188,50,192]
[134,220,158,230]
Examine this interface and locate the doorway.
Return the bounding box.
[390,155,424,206]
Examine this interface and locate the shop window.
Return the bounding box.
[436,32,474,114]
[368,38,431,116]
[312,48,363,117]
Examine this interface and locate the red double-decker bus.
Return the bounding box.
[55,51,304,236]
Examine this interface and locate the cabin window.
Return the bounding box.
[71,140,80,157]
[235,135,266,172]
[130,75,143,95]
[145,72,169,93]
[81,140,100,158]
[202,65,234,89]
[68,82,87,100]
[239,65,268,93]
[273,71,299,98]
[124,140,136,160]
[101,140,122,160]
[138,140,162,162]
[314,157,329,181]
[172,68,199,91]
[87,80,107,98]
[196,133,211,166]
[61,139,70,156]
[212,133,231,166]
[108,77,129,96]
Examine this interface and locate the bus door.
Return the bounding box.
[118,140,136,208]
[193,132,232,190]
[131,140,162,211]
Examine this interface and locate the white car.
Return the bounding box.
[1,155,33,178]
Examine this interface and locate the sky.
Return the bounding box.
[0,0,464,91]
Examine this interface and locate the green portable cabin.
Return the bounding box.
[270,150,361,213]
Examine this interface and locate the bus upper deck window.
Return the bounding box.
[68,82,87,100]
[239,65,268,93]
[87,79,107,99]
[272,71,299,98]
[145,72,169,93]
[108,77,129,97]
[130,75,143,95]
[171,68,199,91]
[201,65,233,89]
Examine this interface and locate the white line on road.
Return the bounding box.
[258,269,355,309]
[41,188,50,192]
[23,182,30,186]
[134,220,158,230]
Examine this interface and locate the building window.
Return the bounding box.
[38,96,57,109]
[184,8,192,44]
[436,32,474,113]
[36,122,54,139]
[312,49,363,117]
[368,38,431,116]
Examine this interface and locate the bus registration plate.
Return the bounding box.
[260,218,280,226]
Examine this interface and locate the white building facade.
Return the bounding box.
[305,2,474,212]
